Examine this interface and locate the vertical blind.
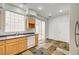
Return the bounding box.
[5,11,25,32]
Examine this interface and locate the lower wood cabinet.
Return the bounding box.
[6,42,18,55]
[0,40,5,55]
[5,38,18,55]
[0,45,5,55]
[18,37,27,53]
[5,37,27,55]
[0,35,38,55]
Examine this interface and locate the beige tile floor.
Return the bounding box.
[20,39,69,55]
[21,50,33,55]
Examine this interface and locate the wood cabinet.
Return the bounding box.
[0,45,5,55]
[6,42,18,55]
[6,38,18,55]
[0,35,37,55]
[18,37,27,53]
[27,17,35,29]
[0,40,5,45]
[0,41,5,55]
[35,34,38,46]
[5,37,27,55]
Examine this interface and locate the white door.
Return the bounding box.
[42,21,45,40]
[35,19,45,48]
[41,21,45,47]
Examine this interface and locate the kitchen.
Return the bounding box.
[0,3,45,55]
[0,3,70,55]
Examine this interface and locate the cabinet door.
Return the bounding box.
[27,17,35,29]
[0,45,5,55]
[6,42,18,55]
[18,37,27,52]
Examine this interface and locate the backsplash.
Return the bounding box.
[0,28,35,36]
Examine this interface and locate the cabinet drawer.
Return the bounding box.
[6,38,18,44]
[0,40,5,45]
[19,37,26,41]
[19,39,26,42]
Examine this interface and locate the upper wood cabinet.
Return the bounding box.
[27,17,35,29]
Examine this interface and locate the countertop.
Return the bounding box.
[0,32,35,40]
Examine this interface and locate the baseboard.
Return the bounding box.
[47,38,69,43]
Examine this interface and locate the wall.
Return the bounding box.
[48,15,69,42]
[0,4,35,35]
[0,8,5,33]
[45,19,49,39]
[70,4,79,55]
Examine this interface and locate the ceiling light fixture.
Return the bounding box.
[48,13,52,17]
[38,7,43,10]
[59,10,63,13]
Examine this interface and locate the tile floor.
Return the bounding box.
[20,39,69,55]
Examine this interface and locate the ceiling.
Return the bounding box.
[26,3,70,19]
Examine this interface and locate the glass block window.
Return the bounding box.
[5,11,25,32]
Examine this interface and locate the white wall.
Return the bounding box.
[45,19,49,38]
[70,4,79,55]
[48,15,69,42]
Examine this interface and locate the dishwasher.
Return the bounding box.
[27,36,35,49]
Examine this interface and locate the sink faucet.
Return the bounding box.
[16,32,19,35]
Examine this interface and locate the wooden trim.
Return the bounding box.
[35,34,38,46]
